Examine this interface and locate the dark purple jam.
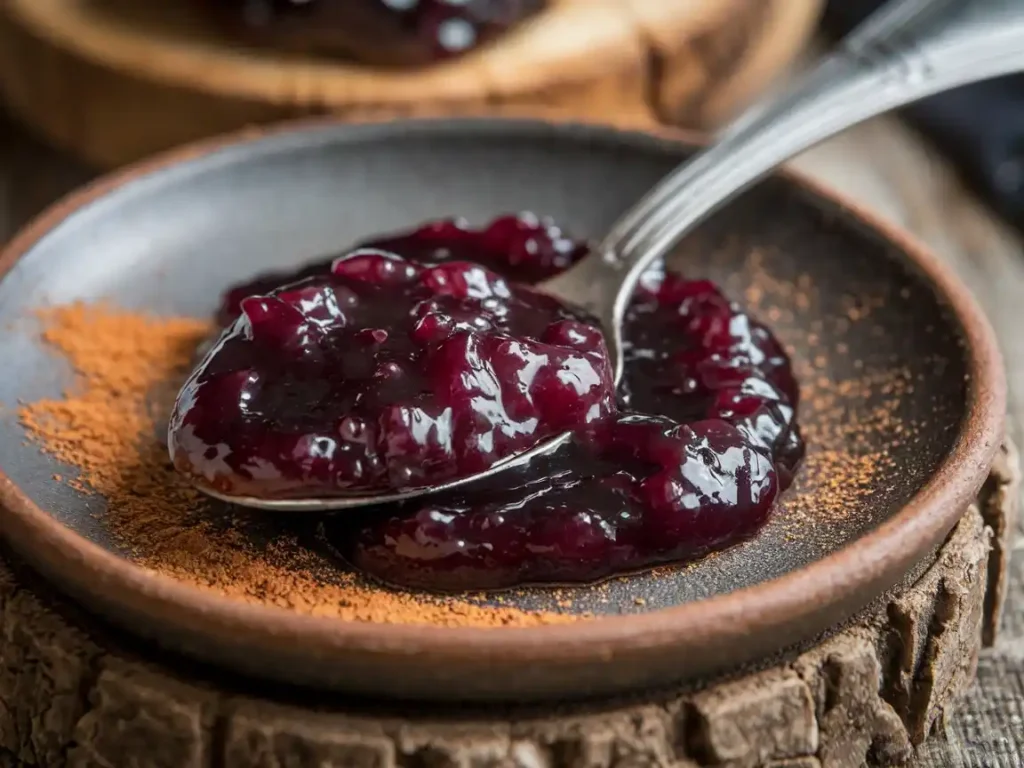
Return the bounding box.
[203,0,546,66]
[171,251,614,496]
[169,214,804,591]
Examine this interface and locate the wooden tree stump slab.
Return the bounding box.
[0,438,1017,768]
[0,0,821,169]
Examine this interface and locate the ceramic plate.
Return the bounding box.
[0,119,1004,702]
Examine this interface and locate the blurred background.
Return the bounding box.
[1,0,1022,232]
[820,0,1024,234]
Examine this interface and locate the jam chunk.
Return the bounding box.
[217,214,586,326]
[169,246,615,498]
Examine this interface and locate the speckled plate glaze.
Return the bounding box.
[0,119,1005,703]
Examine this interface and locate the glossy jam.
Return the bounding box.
[170,248,614,496]
[170,214,804,591]
[203,0,546,66]
[331,413,782,590]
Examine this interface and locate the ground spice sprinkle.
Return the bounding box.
[734,248,943,542]
[19,303,575,628]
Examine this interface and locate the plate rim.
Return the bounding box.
[0,116,1006,700]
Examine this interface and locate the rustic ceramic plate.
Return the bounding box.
[0,119,1005,702]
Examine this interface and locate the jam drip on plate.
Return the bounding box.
[171,214,804,591]
[203,0,547,66]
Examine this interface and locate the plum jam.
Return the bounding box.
[169,214,803,591]
[171,255,613,496]
[203,0,546,66]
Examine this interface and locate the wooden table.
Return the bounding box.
[1,110,1022,767]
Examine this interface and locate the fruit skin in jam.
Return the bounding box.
[170,247,615,497]
[169,214,804,591]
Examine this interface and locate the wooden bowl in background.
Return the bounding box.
[0,0,821,168]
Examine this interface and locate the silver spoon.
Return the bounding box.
[203,0,1024,512]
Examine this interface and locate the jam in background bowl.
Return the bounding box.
[0,0,824,168]
[199,0,548,66]
[0,118,1004,702]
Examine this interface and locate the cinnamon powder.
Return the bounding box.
[734,248,936,538]
[19,303,576,627]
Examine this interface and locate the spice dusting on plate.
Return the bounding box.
[734,248,937,540]
[18,303,576,627]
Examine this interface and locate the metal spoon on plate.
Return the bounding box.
[199,0,1024,511]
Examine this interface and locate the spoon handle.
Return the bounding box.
[552,0,1024,325]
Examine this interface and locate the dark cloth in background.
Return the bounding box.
[821,0,1024,231]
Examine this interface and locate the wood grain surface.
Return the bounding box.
[1,110,1023,766]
